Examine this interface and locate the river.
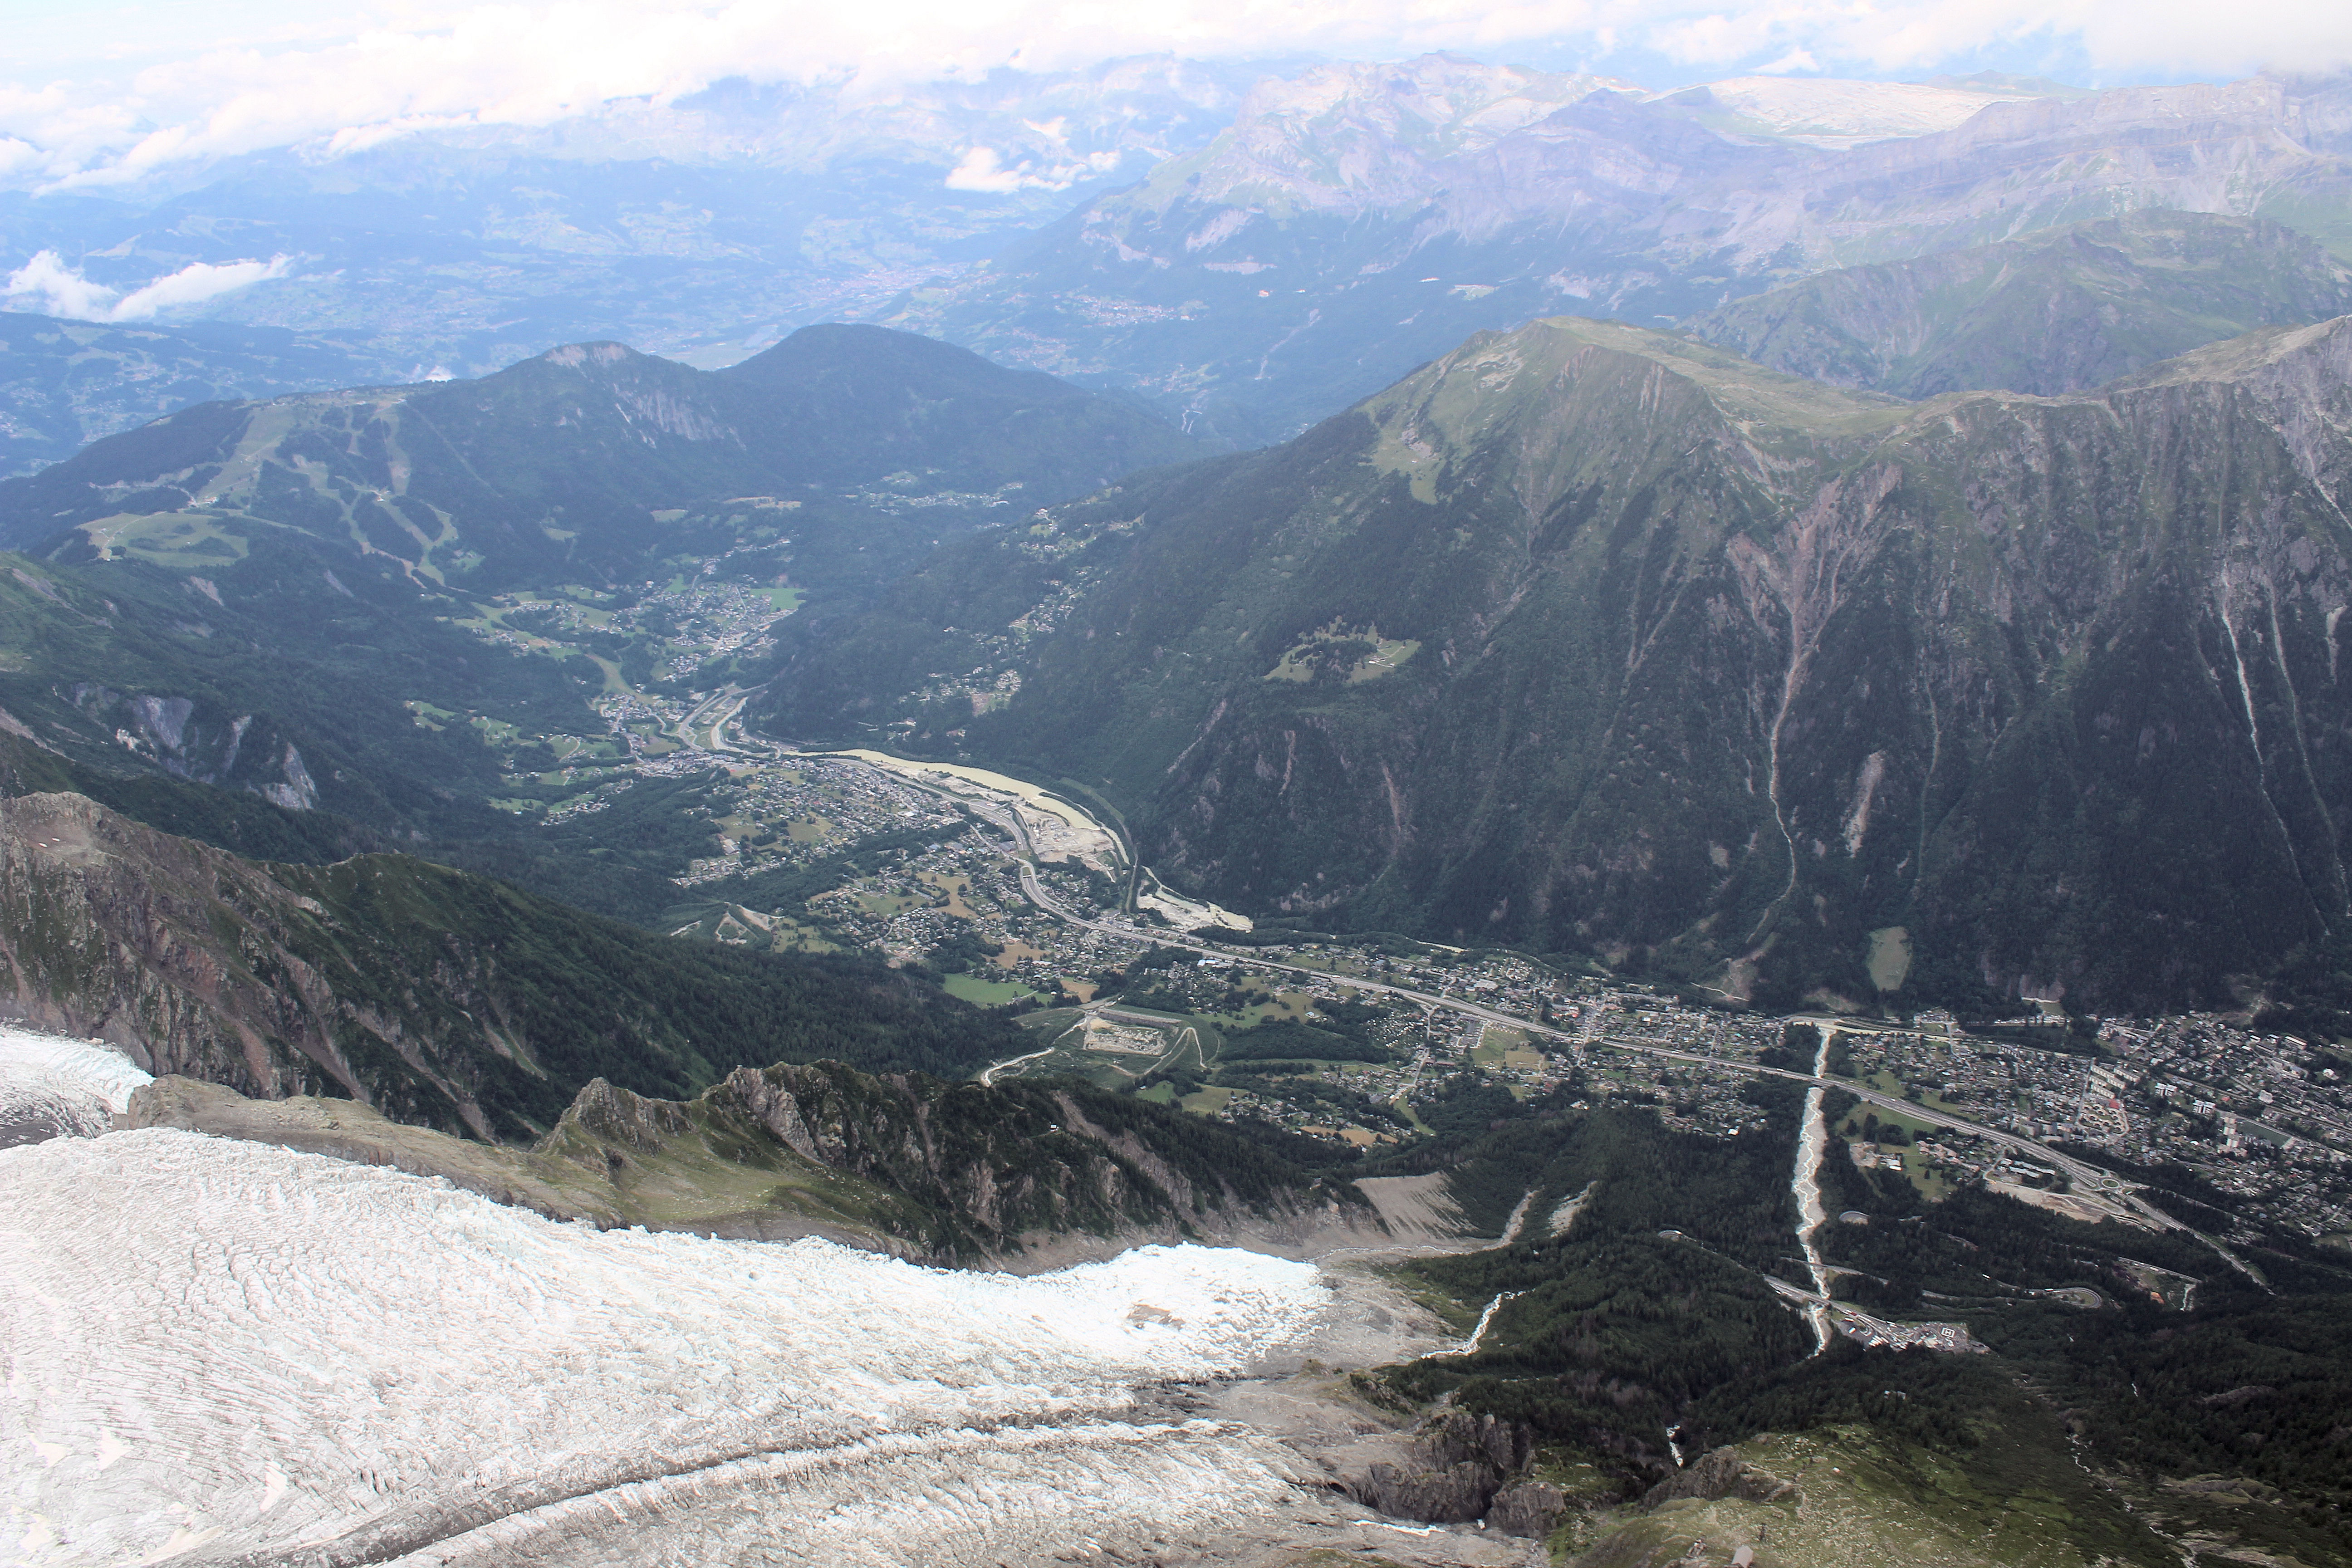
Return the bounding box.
[1790,1029,1834,1355]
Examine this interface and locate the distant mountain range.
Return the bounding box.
[879,63,2352,439]
[760,311,2352,1013]
[0,326,1197,863]
[0,58,1271,375]
[11,60,2352,458]
[0,323,1200,578]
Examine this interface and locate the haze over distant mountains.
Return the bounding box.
[1688,211,2352,398]
[884,61,2352,439]
[0,61,1273,392]
[11,57,2352,452]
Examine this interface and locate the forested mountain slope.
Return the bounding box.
[0,790,1027,1140]
[0,325,1204,871]
[760,313,2352,1012]
[0,323,1201,580]
[1689,211,2352,398]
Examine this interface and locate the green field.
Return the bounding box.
[941,972,1046,1005]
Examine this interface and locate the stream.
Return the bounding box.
[1790,1029,1835,1355]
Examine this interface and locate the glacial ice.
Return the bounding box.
[0,1025,152,1147]
[0,1129,1333,1566]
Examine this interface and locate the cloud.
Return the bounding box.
[945,146,1030,194]
[944,142,1122,193]
[0,0,2348,186]
[4,250,295,320]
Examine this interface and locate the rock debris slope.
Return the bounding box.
[767,312,2352,1011]
[0,1129,1333,1568]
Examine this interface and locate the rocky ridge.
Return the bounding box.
[122,1059,1378,1267]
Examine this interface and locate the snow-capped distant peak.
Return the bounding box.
[1655,76,2064,149]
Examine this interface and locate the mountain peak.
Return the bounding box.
[721,322,1041,392]
[1127,56,1634,216]
[538,341,645,369]
[1357,314,1903,499]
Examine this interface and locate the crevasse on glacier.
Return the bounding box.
[1,1127,1334,1566]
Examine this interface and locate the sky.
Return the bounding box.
[2,0,2348,188]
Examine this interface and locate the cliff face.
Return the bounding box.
[766,314,2352,1009]
[0,790,402,1113]
[0,791,1025,1138]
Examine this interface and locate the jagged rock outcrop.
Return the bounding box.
[122,1061,1367,1268]
[711,1059,1372,1260]
[1643,1446,1799,1508]
[1345,1410,1532,1524]
[1485,1477,1571,1539]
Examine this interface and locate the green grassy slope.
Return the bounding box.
[1690,211,2352,398]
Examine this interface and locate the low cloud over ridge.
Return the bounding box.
[4,252,296,322]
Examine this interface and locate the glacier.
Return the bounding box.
[0,1025,152,1148]
[0,1129,1336,1566]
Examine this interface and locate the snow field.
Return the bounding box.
[0,1026,152,1148]
[2,1129,1331,1566]
[1678,77,2044,147]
